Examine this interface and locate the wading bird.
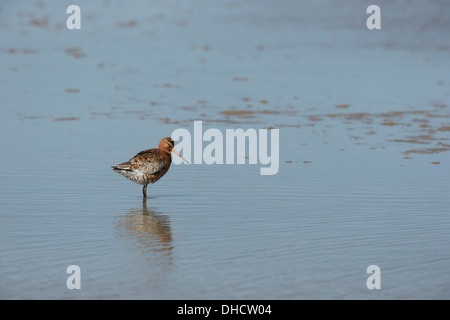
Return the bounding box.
[112,137,188,199]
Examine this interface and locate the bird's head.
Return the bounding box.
[159,137,189,163]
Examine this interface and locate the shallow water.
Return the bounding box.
[1,0,450,299]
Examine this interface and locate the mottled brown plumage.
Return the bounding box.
[112,137,187,199]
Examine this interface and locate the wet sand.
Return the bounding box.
[1,0,449,299]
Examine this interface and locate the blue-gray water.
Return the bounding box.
[1,0,449,299]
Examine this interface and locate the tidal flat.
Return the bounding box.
[1,0,449,299]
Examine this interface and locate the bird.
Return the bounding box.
[112,137,188,199]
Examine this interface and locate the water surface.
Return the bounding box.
[1,0,449,299]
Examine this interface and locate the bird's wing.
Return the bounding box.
[131,158,166,175]
[129,150,167,175]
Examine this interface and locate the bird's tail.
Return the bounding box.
[112,162,131,171]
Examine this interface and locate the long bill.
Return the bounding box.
[171,148,189,164]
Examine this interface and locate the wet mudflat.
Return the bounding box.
[0,0,449,299]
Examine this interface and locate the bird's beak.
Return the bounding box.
[172,148,189,164]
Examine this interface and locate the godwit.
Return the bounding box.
[112,137,188,199]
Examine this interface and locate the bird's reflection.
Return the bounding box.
[116,202,173,263]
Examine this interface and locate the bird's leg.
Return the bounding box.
[142,184,148,199]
